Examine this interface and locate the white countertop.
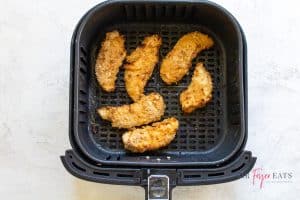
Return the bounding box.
[1,0,300,199]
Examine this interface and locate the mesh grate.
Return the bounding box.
[89,24,225,153]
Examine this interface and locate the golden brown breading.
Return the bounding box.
[95,31,126,92]
[160,31,214,85]
[122,117,179,153]
[98,93,165,129]
[125,35,162,101]
[180,62,213,113]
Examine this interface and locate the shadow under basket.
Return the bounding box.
[62,0,256,199]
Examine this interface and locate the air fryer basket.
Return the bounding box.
[61,1,256,199]
[71,0,247,167]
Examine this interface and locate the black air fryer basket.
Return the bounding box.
[61,0,256,199]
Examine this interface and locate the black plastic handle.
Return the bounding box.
[61,150,256,200]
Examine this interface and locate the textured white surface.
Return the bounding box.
[0,0,300,199]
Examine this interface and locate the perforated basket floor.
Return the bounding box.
[89,24,224,153]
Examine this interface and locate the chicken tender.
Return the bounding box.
[160,31,214,85]
[95,31,126,92]
[98,93,165,129]
[122,117,179,153]
[125,35,162,101]
[180,62,213,113]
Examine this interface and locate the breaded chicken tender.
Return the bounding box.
[98,93,165,129]
[180,63,213,113]
[160,31,214,85]
[125,35,162,101]
[122,117,179,153]
[95,31,126,92]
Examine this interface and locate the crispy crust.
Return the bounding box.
[95,31,126,92]
[160,31,214,85]
[122,117,179,153]
[180,62,213,113]
[125,35,162,101]
[98,93,165,129]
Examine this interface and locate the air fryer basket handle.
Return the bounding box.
[144,187,173,200]
[61,150,256,200]
[145,175,172,200]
